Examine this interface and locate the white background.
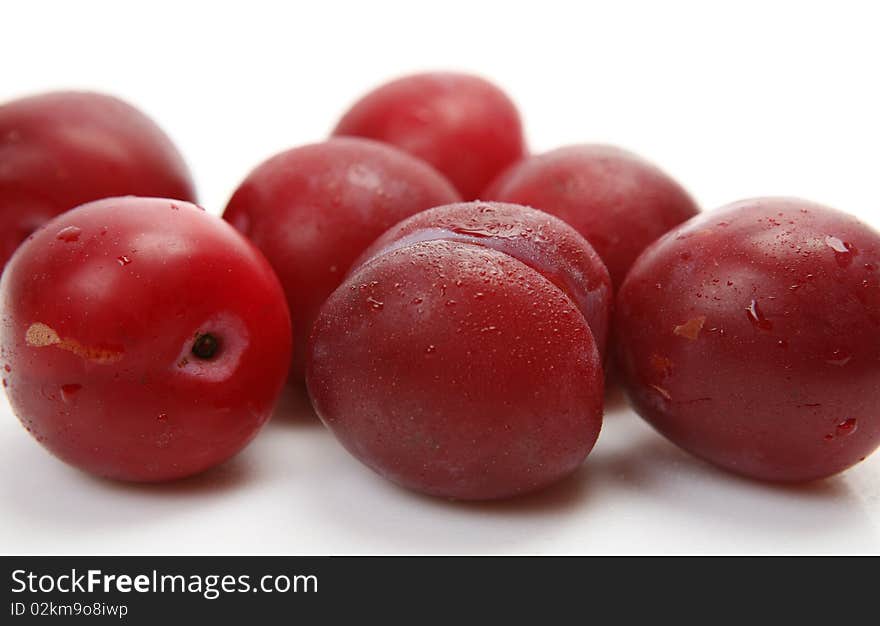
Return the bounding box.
[1,0,879,554]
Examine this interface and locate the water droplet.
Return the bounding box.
[60,383,82,403]
[825,236,857,267]
[117,255,132,266]
[836,418,857,435]
[777,339,788,348]
[366,296,384,310]
[474,292,485,299]
[824,235,849,253]
[745,299,773,330]
[650,384,672,400]
[445,299,457,306]
[56,226,81,242]
[411,297,423,305]
[823,433,834,441]
[425,345,436,354]
[157,413,169,422]
[826,349,852,366]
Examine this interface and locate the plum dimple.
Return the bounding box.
[357,202,613,358]
[307,212,605,500]
[615,197,880,482]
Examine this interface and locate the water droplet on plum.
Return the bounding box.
[826,349,852,366]
[745,299,773,331]
[825,235,857,267]
[56,226,81,242]
[825,235,849,253]
[60,383,82,403]
[366,296,384,310]
[836,418,857,435]
[650,384,672,400]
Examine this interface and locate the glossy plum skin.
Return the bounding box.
[223,137,460,382]
[615,198,880,482]
[0,91,195,269]
[307,239,604,501]
[358,201,612,358]
[333,72,526,200]
[484,144,699,287]
[0,197,291,482]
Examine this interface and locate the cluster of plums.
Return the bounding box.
[1,73,878,500]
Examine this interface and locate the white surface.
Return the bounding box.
[2,388,880,555]
[2,0,880,555]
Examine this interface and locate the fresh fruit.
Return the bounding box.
[357,201,613,358]
[307,202,604,500]
[484,144,699,287]
[615,197,880,482]
[223,137,460,381]
[333,72,525,200]
[0,197,291,481]
[0,91,195,269]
